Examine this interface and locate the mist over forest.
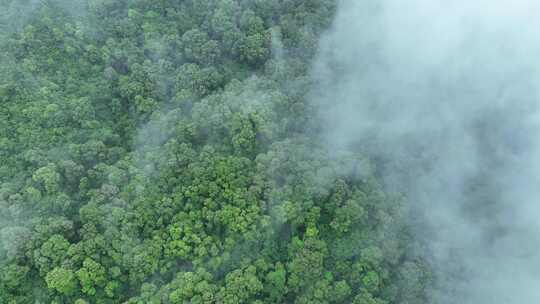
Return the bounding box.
[1,0,538,303]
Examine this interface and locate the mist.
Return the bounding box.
[311,0,540,303]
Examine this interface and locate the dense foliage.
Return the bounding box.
[0,0,429,303]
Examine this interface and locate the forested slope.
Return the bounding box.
[0,1,428,303]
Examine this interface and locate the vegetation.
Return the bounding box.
[0,0,429,303]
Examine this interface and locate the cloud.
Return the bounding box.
[310,0,540,302]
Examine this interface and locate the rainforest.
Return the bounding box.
[1,1,539,303]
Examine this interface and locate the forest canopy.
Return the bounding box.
[0,0,429,303]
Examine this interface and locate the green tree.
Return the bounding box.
[217,266,263,304]
[32,164,60,194]
[76,258,107,296]
[45,267,77,296]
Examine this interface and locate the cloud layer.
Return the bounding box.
[311,1,540,302]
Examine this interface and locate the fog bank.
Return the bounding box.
[311,1,540,302]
